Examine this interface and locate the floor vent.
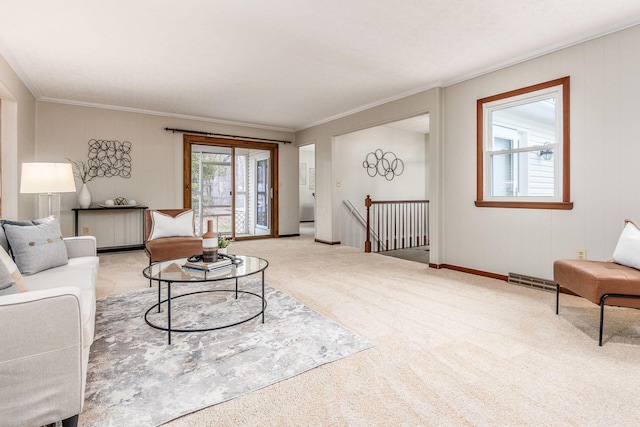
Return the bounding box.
[508,272,556,292]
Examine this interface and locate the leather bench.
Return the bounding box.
[554,259,640,346]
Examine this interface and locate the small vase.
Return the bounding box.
[219,247,228,255]
[78,183,91,209]
[202,220,218,262]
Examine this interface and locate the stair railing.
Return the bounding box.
[343,199,386,251]
[365,195,429,253]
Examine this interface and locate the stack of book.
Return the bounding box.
[182,257,233,272]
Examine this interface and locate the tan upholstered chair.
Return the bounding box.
[144,209,202,286]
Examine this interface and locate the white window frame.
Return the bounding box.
[476,77,573,210]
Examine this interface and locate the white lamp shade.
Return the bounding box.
[20,162,77,194]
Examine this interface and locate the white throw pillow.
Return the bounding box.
[612,219,640,270]
[148,210,195,240]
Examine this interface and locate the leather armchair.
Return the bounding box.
[144,209,202,286]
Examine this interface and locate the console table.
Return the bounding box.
[72,205,148,253]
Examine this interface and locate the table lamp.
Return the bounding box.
[20,162,76,219]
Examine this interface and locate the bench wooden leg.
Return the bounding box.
[556,283,560,315]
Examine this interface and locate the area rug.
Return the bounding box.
[79,279,372,426]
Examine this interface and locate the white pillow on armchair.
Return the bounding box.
[148,209,195,240]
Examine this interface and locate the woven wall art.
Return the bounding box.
[87,139,132,179]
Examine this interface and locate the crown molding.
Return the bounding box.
[0,38,40,99]
[297,18,640,132]
[443,17,640,87]
[295,82,443,131]
[38,97,295,133]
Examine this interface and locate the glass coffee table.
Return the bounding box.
[142,255,269,344]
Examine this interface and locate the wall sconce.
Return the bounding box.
[537,142,553,161]
[20,162,77,219]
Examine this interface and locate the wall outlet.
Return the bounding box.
[576,248,587,260]
[82,226,90,235]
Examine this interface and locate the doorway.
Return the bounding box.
[183,135,278,239]
[298,144,315,235]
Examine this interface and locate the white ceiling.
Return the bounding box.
[0,1,639,132]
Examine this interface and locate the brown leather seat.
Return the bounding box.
[144,209,202,285]
[554,259,640,309]
[553,259,640,345]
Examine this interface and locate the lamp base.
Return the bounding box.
[38,193,61,219]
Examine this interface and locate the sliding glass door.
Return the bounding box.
[190,146,233,236]
[184,135,278,239]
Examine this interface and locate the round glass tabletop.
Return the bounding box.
[143,255,268,283]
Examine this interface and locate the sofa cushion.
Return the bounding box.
[0,245,27,295]
[23,267,96,345]
[148,209,195,240]
[4,219,69,275]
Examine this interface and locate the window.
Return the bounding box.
[476,77,573,210]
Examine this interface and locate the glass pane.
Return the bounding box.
[490,152,516,197]
[493,97,556,149]
[235,154,248,235]
[490,150,554,197]
[256,159,269,228]
[526,150,555,197]
[192,146,232,236]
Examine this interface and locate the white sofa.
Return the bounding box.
[0,235,99,427]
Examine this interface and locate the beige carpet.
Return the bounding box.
[96,228,640,426]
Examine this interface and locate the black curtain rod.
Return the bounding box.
[165,127,291,144]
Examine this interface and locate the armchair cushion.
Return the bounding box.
[146,236,203,263]
[4,219,68,275]
[148,209,195,240]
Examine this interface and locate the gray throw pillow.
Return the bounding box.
[3,219,69,275]
[0,217,54,256]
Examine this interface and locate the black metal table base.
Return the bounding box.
[145,274,266,344]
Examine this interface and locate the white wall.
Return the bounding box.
[295,88,441,256]
[333,126,426,248]
[299,144,315,222]
[0,53,36,220]
[35,102,297,245]
[444,24,640,280]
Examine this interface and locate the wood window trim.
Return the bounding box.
[475,76,573,210]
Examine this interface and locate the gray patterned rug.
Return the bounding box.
[80,280,372,426]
